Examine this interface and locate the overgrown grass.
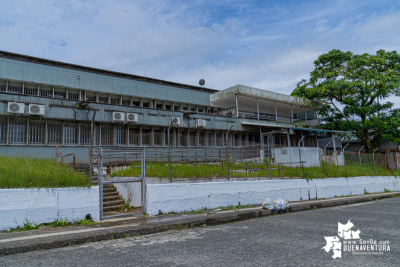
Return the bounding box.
[8,217,96,232]
[110,160,393,179]
[0,156,89,188]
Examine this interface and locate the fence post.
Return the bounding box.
[98,146,103,219]
[342,143,349,173]
[226,125,233,180]
[359,146,365,175]
[299,136,305,179]
[373,147,378,175]
[324,141,331,174]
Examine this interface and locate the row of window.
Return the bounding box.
[0,83,208,113]
[0,117,261,147]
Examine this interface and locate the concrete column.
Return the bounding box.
[66,88,69,100]
[287,131,291,147]
[177,130,181,146]
[79,90,82,101]
[78,124,81,146]
[305,108,308,123]
[113,124,116,146]
[139,98,144,107]
[162,127,166,146]
[5,80,8,93]
[119,95,122,105]
[108,94,111,104]
[52,86,55,98]
[256,99,260,120]
[179,103,183,111]
[188,104,191,112]
[37,84,40,96]
[22,82,24,95]
[332,134,336,151]
[213,131,217,146]
[96,92,99,103]
[149,100,153,109]
[245,133,249,146]
[291,105,293,124]
[275,102,278,122]
[235,95,239,117]
[130,97,134,106]
[238,133,242,147]
[172,128,176,146]
[150,127,154,146]
[154,99,157,109]
[195,106,198,113]
[171,102,175,111]
[187,129,190,147]
[300,131,304,147]
[126,125,130,146]
[195,130,199,146]
[162,101,166,110]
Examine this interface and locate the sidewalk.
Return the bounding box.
[1,191,399,256]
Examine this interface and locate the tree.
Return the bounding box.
[291,49,400,153]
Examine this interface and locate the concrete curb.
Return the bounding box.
[1,191,399,256]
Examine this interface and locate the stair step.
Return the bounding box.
[103,205,124,211]
[103,187,117,193]
[103,192,119,197]
[103,195,122,201]
[103,200,125,207]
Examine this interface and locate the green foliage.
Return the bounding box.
[0,156,89,188]
[187,209,205,214]
[173,225,182,230]
[111,160,392,180]
[384,188,391,193]
[291,49,400,153]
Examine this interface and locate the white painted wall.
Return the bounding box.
[146,176,399,215]
[274,147,320,167]
[0,187,99,231]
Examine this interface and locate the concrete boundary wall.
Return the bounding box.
[145,176,399,215]
[0,187,99,231]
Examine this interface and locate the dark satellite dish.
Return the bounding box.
[199,79,205,86]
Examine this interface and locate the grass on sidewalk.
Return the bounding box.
[0,156,89,188]
[111,160,395,179]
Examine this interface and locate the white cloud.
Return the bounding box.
[0,0,399,107]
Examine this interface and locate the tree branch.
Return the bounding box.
[321,100,350,121]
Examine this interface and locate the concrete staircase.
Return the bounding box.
[102,185,125,211]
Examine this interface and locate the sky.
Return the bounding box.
[0,0,399,107]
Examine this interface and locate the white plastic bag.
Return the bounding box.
[262,198,289,211]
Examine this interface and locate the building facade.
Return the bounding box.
[0,50,330,163]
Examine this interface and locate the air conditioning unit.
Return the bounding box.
[112,112,125,122]
[7,102,25,114]
[196,119,206,128]
[170,117,180,126]
[126,113,139,123]
[29,104,45,115]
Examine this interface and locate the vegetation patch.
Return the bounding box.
[0,156,89,188]
[111,161,392,180]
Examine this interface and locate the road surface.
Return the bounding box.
[1,197,399,267]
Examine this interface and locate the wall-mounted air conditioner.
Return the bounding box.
[112,112,125,122]
[29,104,45,115]
[196,119,206,128]
[7,102,25,114]
[171,117,180,126]
[126,113,139,123]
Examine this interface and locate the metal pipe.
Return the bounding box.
[99,146,103,219]
[168,122,172,182]
[267,134,272,179]
[226,125,234,180]
[256,99,260,120]
[299,136,305,178]
[373,147,378,175]
[359,146,365,175]
[342,143,349,173]
[324,141,332,173]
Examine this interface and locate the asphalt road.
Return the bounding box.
[1,197,399,267]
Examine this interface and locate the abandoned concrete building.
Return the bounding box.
[0,50,340,165]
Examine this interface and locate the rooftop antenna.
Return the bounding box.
[199,79,205,88]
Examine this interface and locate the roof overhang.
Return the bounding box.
[210,85,322,117]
